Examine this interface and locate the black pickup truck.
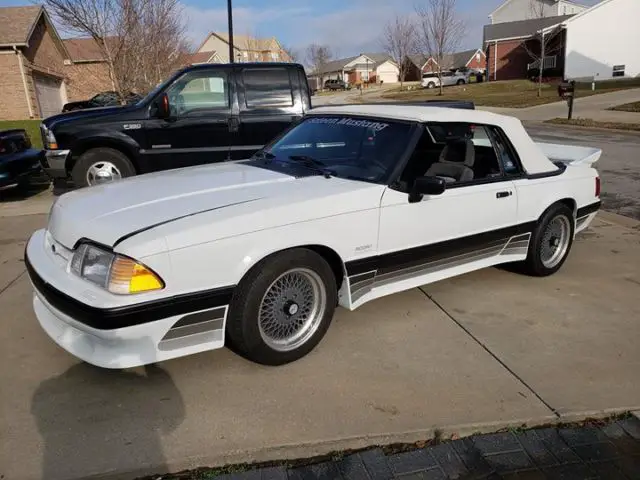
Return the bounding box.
[40,62,312,187]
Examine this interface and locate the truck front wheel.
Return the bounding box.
[71,148,136,187]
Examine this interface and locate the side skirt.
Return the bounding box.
[339,225,534,310]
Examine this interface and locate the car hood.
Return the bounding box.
[43,104,138,129]
[47,162,382,250]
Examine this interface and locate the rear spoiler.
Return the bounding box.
[310,100,475,110]
[535,142,602,167]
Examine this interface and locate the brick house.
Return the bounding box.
[307,53,399,86]
[0,6,70,120]
[484,0,639,82]
[196,33,291,64]
[62,37,113,102]
[404,49,487,81]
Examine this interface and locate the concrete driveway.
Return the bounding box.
[1,212,639,480]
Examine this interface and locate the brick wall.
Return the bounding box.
[0,52,32,120]
[487,40,531,80]
[22,16,65,77]
[65,62,111,101]
[467,54,487,71]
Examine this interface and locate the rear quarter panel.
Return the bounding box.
[513,165,599,223]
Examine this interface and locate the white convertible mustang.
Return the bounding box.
[26,105,602,369]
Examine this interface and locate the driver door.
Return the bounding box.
[375,123,520,290]
[143,67,235,172]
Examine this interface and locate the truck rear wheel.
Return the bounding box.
[71,148,136,187]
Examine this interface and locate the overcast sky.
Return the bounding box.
[2,0,601,59]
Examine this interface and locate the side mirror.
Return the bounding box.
[157,93,171,119]
[408,176,446,203]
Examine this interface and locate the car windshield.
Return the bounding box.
[256,116,414,183]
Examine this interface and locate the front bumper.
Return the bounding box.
[25,229,232,368]
[0,148,48,189]
[40,149,70,179]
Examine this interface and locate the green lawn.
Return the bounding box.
[381,78,640,108]
[546,117,640,131]
[0,120,42,148]
[610,101,640,112]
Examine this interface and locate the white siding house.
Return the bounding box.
[375,60,399,83]
[563,0,639,80]
[489,0,588,24]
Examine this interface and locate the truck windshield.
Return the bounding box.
[258,116,414,183]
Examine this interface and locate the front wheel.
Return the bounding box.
[226,248,337,365]
[71,147,136,187]
[456,79,466,85]
[520,204,574,276]
[426,82,436,89]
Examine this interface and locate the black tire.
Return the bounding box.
[456,79,465,85]
[71,147,136,188]
[427,82,436,89]
[520,203,574,277]
[226,248,337,366]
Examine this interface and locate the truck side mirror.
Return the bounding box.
[157,93,171,119]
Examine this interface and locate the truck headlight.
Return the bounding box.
[70,244,164,294]
[40,124,58,149]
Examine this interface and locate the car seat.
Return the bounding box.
[424,138,475,183]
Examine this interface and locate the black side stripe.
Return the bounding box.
[576,201,601,219]
[345,222,536,277]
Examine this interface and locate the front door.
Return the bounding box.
[143,67,235,172]
[375,122,522,292]
[233,66,303,160]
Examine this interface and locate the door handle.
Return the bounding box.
[228,117,239,133]
[496,191,512,199]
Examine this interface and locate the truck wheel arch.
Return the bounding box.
[69,139,139,174]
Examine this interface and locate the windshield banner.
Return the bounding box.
[308,117,390,132]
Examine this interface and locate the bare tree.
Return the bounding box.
[306,44,332,86]
[42,0,190,99]
[415,0,465,95]
[523,0,561,96]
[380,15,416,87]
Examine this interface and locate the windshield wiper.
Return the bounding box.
[287,155,335,178]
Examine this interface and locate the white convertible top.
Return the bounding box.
[309,104,559,175]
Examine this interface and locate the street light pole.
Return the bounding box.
[228,0,234,63]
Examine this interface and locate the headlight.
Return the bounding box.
[40,124,58,149]
[70,244,164,294]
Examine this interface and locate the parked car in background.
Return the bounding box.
[324,79,350,91]
[0,129,47,192]
[421,71,469,89]
[25,105,601,368]
[61,91,142,113]
[39,62,312,187]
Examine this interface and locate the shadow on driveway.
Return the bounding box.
[31,362,185,480]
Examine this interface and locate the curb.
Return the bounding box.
[597,210,640,230]
[117,409,637,480]
[533,120,640,135]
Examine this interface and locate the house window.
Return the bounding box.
[612,65,625,77]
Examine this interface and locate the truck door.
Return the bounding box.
[143,67,234,171]
[232,66,304,160]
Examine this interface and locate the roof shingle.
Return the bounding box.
[0,6,43,46]
[483,14,574,43]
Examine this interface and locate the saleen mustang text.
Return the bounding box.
[25,105,602,368]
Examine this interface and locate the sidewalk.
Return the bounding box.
[163,414,640,479]
[479,88,640,123]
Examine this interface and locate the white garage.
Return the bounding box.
[34,74,64,118]
[375,60,400,84]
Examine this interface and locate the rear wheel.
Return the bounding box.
[226,248,337,365]
[520,203,574,276]
[456,79,466,85]
[71,147,136,187]
[426,82,436,89]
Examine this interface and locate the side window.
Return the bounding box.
[166,70,229,116]
[486,127,521,175]
[243,68,293,108]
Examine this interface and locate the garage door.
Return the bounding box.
[34,75,63,118]
[378,70,398,83]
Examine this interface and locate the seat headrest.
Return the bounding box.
[440,138,474,167]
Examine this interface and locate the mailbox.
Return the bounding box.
[558,80,575,98]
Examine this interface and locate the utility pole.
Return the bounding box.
[228,0,234,63]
